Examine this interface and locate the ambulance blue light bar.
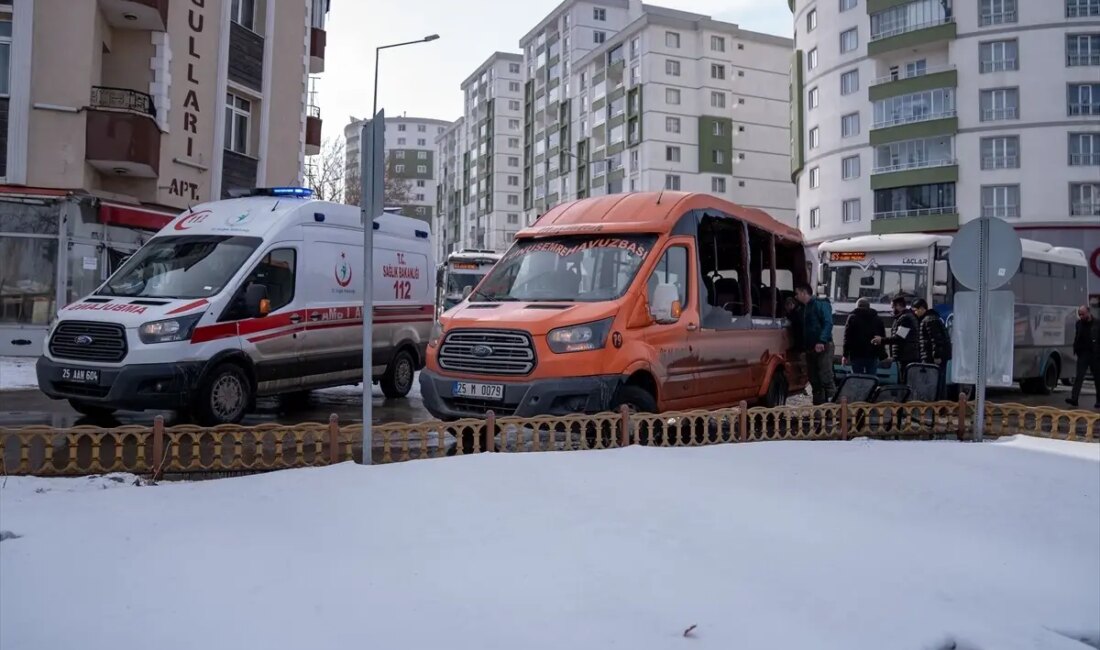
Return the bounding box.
[250,187,313,198]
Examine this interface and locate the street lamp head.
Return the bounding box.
[424,34,440,42]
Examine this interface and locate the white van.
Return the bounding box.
[36,188,435,425]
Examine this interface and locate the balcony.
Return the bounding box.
[97,0,168,31]
[85,86,161,178]
[310,27,327,73]
[306,105,322,156]
[871,160,957,190]
[981,205,1020,219]
[869,66,956,101]
[1070,153,1100,166]
[868,17,955,57]
[871,206,959,234]
[1069,102,1100,116]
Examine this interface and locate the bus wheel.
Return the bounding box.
[1021,359,1059,396]
[381,349,416,399]
[194,363,251,425]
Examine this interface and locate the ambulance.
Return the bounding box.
[36,188,434,425]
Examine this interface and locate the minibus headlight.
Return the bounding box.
[429,321,444,347]
[138,313,202,344]
[547,318,613,354]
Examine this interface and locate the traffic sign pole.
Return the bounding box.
[974,219,989,442]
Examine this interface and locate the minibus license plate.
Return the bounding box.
[452,382,503,401]
[60,367,100,384]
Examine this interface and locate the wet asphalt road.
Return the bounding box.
[0,378,1094,429]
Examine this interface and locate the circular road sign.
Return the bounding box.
[949,217,1022,291]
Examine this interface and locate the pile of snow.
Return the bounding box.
[0,356,39,392]
[2,438,1097,650]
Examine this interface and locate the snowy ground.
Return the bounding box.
[2,436,1098,650]
[0,356,38,391]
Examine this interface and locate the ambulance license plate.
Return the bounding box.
[452,382,504,401]
[60,367,100,384]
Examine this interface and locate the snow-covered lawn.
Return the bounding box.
[0,356,39,391]
[1,437,1098,650]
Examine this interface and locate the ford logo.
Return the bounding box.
[74,335,94,346]
[472,344,493,357]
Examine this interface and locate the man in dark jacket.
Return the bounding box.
[913,299,951,398]
[795,283,835,405]
[842,297,885,376]
[1067,305,1100,409]
[873,296,921,379]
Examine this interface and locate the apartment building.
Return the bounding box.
[0,0,329,355]
[788,0,1100,283]
[344,114,451,225]
[520,0,795,226]
[435,116,467,258]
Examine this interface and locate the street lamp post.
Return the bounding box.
[362,33,439,464]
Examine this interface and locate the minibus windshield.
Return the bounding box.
[99,235,262,299]
[473,234,656,302]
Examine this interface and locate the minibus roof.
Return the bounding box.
[517,192,802,243]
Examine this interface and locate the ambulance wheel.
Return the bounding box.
[195,363,251,425]
[68,400,116,418]
[381,349,415,399]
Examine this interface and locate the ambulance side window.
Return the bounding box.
[225,248,296,320]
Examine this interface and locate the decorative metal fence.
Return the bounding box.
[1,398,1096,478]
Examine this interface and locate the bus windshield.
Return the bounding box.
[829,264,927,305]
[99,235,262,299]
[445,272,485,296]
[473,234,656,302]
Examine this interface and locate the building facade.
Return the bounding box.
[344,114,451,225]
[0,0,329,355]
[520,0,795,226]
[788,0,1100,290]
[435,117,467,259]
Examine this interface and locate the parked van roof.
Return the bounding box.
[518,192,802,242]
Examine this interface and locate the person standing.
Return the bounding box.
[795,283,836,405]
[913,299,951,398]
[842,297,885,376]
[873,296,921,381]
[785,295,804,356]
[1067,305,1100,409]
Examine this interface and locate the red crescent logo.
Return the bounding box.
[174,210,213,231]
[335,254,353,287]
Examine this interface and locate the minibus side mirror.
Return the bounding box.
[650,283,681,324]
[462,285,473,299]
[245,283,270,318]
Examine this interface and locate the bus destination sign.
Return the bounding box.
[829,252,866,262]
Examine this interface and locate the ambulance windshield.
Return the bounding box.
[100,235,262,299]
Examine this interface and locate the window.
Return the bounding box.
[580,72,587,90]
[840,28,859,53]
[711,91,726,109]
[417,165,427,173]
[873,136,954,171]
[980,40,1019,72]
[840,0,858,11]
[417,151,427,159]
[630,65,640,84]
[980,0,1017,26]
[666,146,681,162]
[230,0,255,30]
[809,207,821,229]
[842,199,861,223]
[666,31,681,48]
[1071,182,1100,215]
[711,35,726,52]
[980,87,1019,121]
[666,88,681,105]
[417,180,426,187]
[509,62,521,74]
[417,138,426,146]
[873,88,956,127]
[415,193,425,201]
[1067,0,1100,17]
[1070,133,1100,165]
[224,93,251,154]
[712,121,724,136]
[507,99,521,111]
[395,150,405,159]
[809,167,820,188]
[807,9,818,31]
[508,82,521,92]
[398,124,407,132]
[647,246,689,310]
[712,177,727,193]
[508,156,520,167]
[809,127,820,149]
[842,155,861,179]
[980,135,1019,169]
[1067,34,1100,66]
[397,137,406,145]
[631,37,640,58]
[417,124,426,132]
[711,63,726,80]
[594,7,606,20]
[593,31,606,44]
[807,87,820,110]
[1069,83,1100,115]
[0,19,10,96]
[507,175,519,186]
[873,182,956,217]
[665,174,681,190]
[508,118,521,129]
[981,184,1020,218]
[232,249,296,317]
[872,0,950,39]
[666,59,681,76]
[841,112,860,137]
[807,48,818,70]
[508,137,520,148]
[840,69,859,95]
[712,150,725,165]
[666,116,681,133]
[506,213,520,225]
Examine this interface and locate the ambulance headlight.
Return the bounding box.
[139,314,202,344]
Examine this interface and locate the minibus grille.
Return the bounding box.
[49,321,128,363]
[439,329,536,376]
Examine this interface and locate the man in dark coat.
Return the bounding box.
[873,296,921,379]
[795,283,835,405]
[913,299,951,398]
[1067,305,1100,409]
[842,297,884,376]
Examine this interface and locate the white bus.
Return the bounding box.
[436,250,502,313]
[818,234,1089,394]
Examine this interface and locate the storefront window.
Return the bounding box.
[0,237,58,324]
[0,202,60,235]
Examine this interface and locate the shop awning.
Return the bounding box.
[98,202,176,231]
